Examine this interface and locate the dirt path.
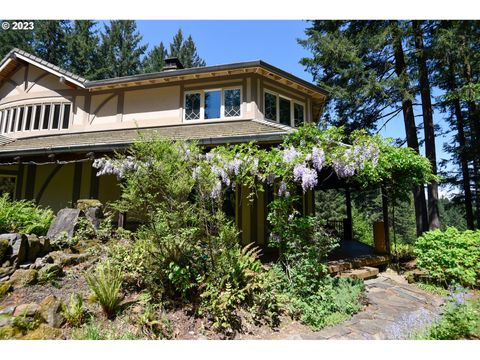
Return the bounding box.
[291,271,445,340]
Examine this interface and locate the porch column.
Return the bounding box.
[381,185,391,254]
[344,187,353,240]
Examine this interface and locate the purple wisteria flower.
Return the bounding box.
[209,180,222,199]
[93,156,139,179]
[311,147,325,172]
[266,173,276,185]
[192,166,201,180]
[293,163,318,192]
[282,147,300,163]
[211,165,230,187]
[288,214,295,221]
[278,181,288,197]
[228,157,243,176]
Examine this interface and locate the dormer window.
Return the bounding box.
[0,102,71,135]
[184,87,242,121]
[264,89,305,127]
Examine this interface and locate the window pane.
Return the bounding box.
[294,103,305,127]
[17,107,24,131]
[10,108,17,132]
[52,104,61,129]
[224,89,241,117]
[62,104,71,129]
[25,106,33,131]
[0,111,3,134]
[185,93,200,120]
[204,90,221,119]
[33,106,41,130]
[4,110,10,133]
[264,92,277,121]
[42,105,51,129]
[279,97,291,126]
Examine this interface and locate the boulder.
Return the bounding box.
[0,238,8,262]
[38,263,63,281]
[77,199,104,229]
[0,316,11,327]
[13,303,39,317]
[22,323,62,340]
[26,235,42,262]
[10,269,38,287]
[19,263,33,270]
[0,281,11,297]
[39,237,51,255]
[50,251,89,267]
[47,208,82,241]
[38,295,64,328]
[0,305,16,316]
[32,254,53,270]
[0,266,14,279]
[0,233,28,268]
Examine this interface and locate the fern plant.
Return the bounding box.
[63,293,86,327]
[85,260,123,319]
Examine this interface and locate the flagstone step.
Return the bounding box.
[338,266,379,280]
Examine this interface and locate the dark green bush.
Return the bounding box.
[415,227,480,287]
[0,194,54,236]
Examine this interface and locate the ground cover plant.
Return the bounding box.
[0,194,54,236]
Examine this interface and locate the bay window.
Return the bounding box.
[264,89,306,127]
[184,87,242,121]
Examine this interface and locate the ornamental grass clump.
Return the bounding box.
[85,260,123,319]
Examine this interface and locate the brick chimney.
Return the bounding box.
[163,57,184,71]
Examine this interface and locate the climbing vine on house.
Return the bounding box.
[92,123,435,333]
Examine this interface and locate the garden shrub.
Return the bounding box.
[415,291,480,340]
[85,260,123,319]
[415,227,480,287]
[0,194,54,236]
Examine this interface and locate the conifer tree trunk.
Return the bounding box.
[463,56,480,228]
[412,21,441,230]
[390,21,429,236]
[447,64,475,229]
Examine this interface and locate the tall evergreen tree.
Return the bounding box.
[98,20,147,79]
[412,20,441,230]
[432,20,477,229]
[33,20,70,66]
[142,42,167,73]
[66,20,101,80]
[168,29,206,68]
[300,20,430,235]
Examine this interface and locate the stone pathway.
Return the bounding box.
[293,271,445,340]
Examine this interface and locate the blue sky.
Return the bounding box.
[98,20,453,175]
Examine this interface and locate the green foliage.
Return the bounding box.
[72,317,141,340]
[415,297,480,340]
[85,260,123,319]
[199,243,275,333]
[11,309,41,334]
[63,293,86,327]
[284,273,364,330]
[135,303,173,339]
[0,194,54,236]
[415,228,480,287]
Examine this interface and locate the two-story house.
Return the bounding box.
[0,48,328,245]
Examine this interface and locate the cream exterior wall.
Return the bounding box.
[0,67,316,141]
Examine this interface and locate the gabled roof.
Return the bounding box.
[0,48,328,99]
[0,48,86,88]
[0,119,290,158]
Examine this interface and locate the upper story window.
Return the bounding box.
[0,102,71,135]
[184,87,242,121]
[264,89,305,127]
